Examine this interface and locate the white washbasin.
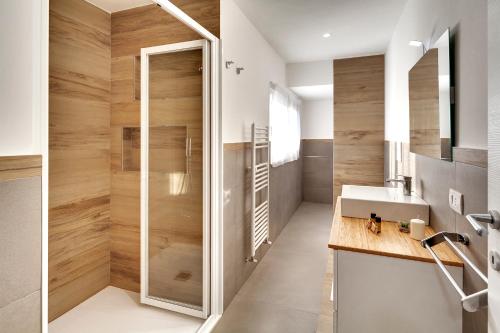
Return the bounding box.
[341,185,429,224]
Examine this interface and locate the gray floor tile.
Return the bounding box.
[216,203,333,332]
[213,299,318,333]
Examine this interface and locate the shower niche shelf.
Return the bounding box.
[122,127,141,171]
[121,126,189,173]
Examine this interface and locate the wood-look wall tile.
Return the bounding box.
[49,0,111,320]
[334,55,385,201]
[109,2,219,293]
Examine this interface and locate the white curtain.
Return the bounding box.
[269,83,301,167]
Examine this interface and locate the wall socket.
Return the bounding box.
[449,188,464,215]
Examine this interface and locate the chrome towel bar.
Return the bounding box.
[421,232,488,312]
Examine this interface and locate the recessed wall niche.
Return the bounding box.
[122,127,141,171]
[121,126,189,172]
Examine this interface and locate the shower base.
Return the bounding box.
[48,286,203,333]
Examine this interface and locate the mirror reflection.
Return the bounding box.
[409,29,452,161]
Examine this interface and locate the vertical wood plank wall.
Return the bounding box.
[110,2,219,292]
[48,0,111,321]
[333,55,385,201]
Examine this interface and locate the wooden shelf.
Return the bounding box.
[328,197,463,267]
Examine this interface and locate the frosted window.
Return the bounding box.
[269,83,301,167]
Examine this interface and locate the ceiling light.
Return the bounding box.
[408,40,423,47]
[408,40,427,55]
[322,33,331,38]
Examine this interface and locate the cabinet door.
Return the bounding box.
[336,250,462,333]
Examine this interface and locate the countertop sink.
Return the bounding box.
[341,185,429,224]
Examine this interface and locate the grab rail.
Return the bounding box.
[421,232,488,312]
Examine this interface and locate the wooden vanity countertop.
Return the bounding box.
[328,198,463,267]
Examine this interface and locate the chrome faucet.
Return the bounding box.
[386,175,412,196]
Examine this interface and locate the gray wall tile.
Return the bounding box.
[0,291,41,333]
[415,154,455,232]
[302,140,333,204]
[414,154,488,333]
[455,162,488,273]
[0,177,41,309]
[223,144,303,309]
[454,162,488,333]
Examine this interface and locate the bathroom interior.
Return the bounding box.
[1,0,500,332]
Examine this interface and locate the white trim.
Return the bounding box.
[209,38,224,322]
[153,0,218,42]
[197,314,222,333]
[155,0,224,325]
[40,0,49,332]
[140,39,209,319]
[202,39,212,319]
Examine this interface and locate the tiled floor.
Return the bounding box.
[214,202,333,333]
[48,286,203,333]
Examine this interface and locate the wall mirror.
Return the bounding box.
[409,28,453,161]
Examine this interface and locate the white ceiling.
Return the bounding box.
[86,0,152,13]
[233,0,408,63]
[291,85,333,101]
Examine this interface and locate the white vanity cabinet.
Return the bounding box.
[329,199,464,333]
[331,250,463,333]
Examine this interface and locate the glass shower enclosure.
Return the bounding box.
[140,40,210,318]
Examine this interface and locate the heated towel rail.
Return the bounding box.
[246,123,271,262]
[421,232,488,312]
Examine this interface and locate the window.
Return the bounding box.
[269,83,301,167]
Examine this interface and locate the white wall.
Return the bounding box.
[221,0,287,143]
[286,60,333,88]
[301,99,333,140]
[0,0,42,155]
[385,0,487,149]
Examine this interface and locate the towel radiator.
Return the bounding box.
[246,123,271,262]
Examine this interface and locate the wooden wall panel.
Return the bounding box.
[0,155,41,181]
[409,49,441,159]
[333,55,385,201]
[49,0,111,321]
[110,2,219,292]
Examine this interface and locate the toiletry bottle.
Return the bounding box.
[367,213,376,229]
[371,216,382,234]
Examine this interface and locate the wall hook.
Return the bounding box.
[236,67,245,75]
[225,61,234,69]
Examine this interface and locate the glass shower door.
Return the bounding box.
[140,40,210,318]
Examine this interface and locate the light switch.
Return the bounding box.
[449,188,464,215]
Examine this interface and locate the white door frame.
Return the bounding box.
[40,1,223,331]
[140,39,210,319]
[151,2,224,329]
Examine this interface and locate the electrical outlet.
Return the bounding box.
[449,188,464,215]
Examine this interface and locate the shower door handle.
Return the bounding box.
[185,137,192,157]
[185,137,192,175]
